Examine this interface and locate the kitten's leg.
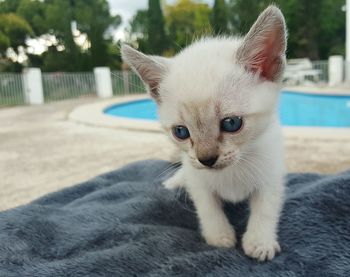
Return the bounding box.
[242,182,284,261]
[188,184,236,248]
[163,168,184,189]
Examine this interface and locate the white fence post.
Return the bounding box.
[94,67,113,98]
[23,68,44,105]
[328,56,344,86]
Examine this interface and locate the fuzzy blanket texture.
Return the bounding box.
[0,160,349,277]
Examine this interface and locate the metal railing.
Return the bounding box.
[111,71,146,95]
[312,60,328,83]
[0,60,335,107]
[0,73,25,106]
[283,60,328,85]
[42,72,97,102]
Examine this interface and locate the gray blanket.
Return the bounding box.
[1,160,349,276]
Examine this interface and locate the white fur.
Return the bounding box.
[122,5,287,262]
[164,119,285,261]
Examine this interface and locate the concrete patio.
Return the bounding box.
[0,97,349,211]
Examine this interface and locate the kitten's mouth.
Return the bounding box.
[193,162,231,171]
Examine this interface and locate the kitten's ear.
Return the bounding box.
[237,5,287,82]
[121,44,169,103]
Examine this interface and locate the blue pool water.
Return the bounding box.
[104,91,350,127]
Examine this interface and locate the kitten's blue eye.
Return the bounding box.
[172,125,190,140]
[220,117,243,133]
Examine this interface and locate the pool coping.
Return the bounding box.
[69,95,162,133]
[287,86,350,96]
[69,94,350,138]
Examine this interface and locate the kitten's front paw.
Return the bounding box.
[242,232,281,261]
[203,225,236,248]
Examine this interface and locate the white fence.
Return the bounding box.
[0,59,345,107]
[111,71,146,95]
[42,72,96,102]
[0,73,25,106]
[284,59,329,85]
[0,69,148,107]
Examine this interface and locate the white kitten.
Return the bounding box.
[122,5,287,262]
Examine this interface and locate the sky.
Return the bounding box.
[107,0,214,40]
[107,0,148,40]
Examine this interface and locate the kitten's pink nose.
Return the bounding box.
[198,156,218,167]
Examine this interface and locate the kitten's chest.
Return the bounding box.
[214,180,253,203]
[200,170,256,203]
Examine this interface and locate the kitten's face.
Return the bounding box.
[122,6,286,169]
[158,64,281,169]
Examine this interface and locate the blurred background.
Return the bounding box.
[0,0,349,211]
[0,0,346,72]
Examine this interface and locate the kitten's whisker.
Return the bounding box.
[154,162,181,181]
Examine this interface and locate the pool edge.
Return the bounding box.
[69,95,163,133]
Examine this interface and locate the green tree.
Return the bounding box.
[0,13,33,54]
[0,0,122,72]
[75,0,121,68]
[19,0,121,71]
[106,41,123,70]
[148,0,167,54]
[227,0,345,60]
[278,0,322,59]
[227,0,269,35]
[211,0,228,35]
[126,9,149,52]
[166,0,211,51]
[318,0,345,58]
[278,0,345,59]
[0,0,35,71]
[16,0,46,35]
[43,0,83,71]
[0,0,22,13]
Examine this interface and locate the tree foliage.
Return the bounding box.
[0,0,347,71]
[211,0,228,35]
[127,0,345,60]
[166,0,211,51]
[0,0,122,72]
[0,0,22,13]
[148,0,167,54]
[74,0,121,67]
[277,0,345,59]
[0,13,33,54]
[16,0,46,35]
[227,0,345,59]
[126,10,149,53]
[227,0,270,34]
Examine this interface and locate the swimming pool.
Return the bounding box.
[104,91,350,127]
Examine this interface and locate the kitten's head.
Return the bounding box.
[122,6,287,170]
